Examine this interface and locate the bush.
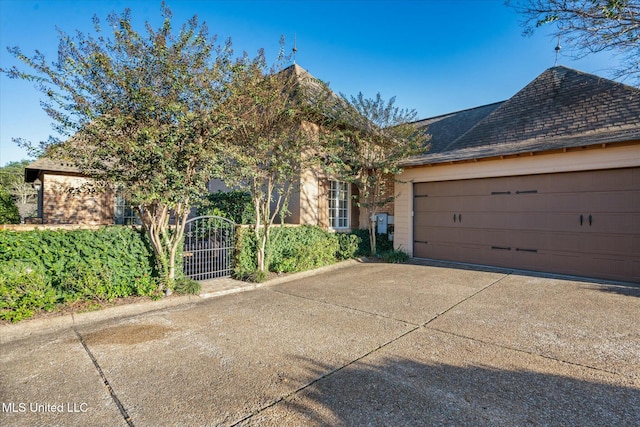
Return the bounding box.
[0,188,20,224]
[336,232,361,260]
[349,229,393,256]
[197,190,255,224]
[0,227,159,321]
[0,261,57,322]
[379,249,410,263]
[173,277,201,295]
[268,226,340,273]
[234,225,361,280]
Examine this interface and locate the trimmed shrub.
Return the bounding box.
[268,226,340,274]
[0,227,159,321]
[349,229,394,256]
[0,261,57,322]
[233,225,362,281]
[234,226,258,280]
[335,232,361,260]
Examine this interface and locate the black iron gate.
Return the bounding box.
[183,216,235,280]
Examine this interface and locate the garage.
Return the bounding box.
[394,66,640,284]
[412,167,640,283]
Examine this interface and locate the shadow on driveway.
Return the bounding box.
[247,355,640,427]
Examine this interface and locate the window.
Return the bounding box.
[328,180,349,229]
[114,194,141,225]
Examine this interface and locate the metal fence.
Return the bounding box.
[183,216,235,280]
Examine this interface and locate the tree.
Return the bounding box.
[509,0,640,84]
[324,93,430,255]
[3,5,232,291]
[0,161,37,205]
[220,46,322,273]
[0,187,20,224]
[0,161,37,221]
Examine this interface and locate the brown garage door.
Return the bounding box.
[413,167,640,283]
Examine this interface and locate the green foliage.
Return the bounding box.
[0,160,36,207]
[0,227,159,321]
[233,226,259,280]
[349,229,393,256]
[0,261,57,322]
[0,187,20,224]
[234,225,362,281]
[268,226,340,274]
[0,160,28,188]
[220,41,325,272]
[335,232,361,260]
[378,249,410,263]
[2,5,236,284]
[197,190,255,224]
[173,277,201,295]
[322,92,430,254]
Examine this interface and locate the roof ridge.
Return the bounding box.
[436,101,506,152]
[411,100,506,125]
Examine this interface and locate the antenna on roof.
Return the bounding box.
[292,33,298,64]
[554,36,561,66]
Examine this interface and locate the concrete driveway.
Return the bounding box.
[1,261,639,426]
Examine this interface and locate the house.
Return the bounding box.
[24,158,139,225]
[23,65,640,283]
[394,66,640,283]
[23,64,373,230]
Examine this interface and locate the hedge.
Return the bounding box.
[234,225,360,281]
[0,227,159,322]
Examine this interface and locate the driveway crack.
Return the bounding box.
[421,272,512,327]
[235,276,511,426]
[74,329,134,427]
[268,288,419,326]
[228,323,421,427]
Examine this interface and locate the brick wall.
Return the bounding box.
[42,173,114,225]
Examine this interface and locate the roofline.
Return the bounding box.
[410,100,507,126]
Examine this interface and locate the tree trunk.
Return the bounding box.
[369,215,377,256]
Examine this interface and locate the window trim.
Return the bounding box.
[328,180,350,230]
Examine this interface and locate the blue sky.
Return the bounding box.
[0,0,620,166]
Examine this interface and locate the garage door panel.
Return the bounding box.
[510,230,547,251]
[588,233,636,254]
[580,212,640,234]
[591,168,636,191]
[512,249,547,271]
[547,251,584,276]
[552,232,583,252]
[589,255,633,281]
[413,212,440,227]
[413,226,434,242]
[460,228,485,245]
[485,246,513,268]
[485,229,510,247]
[584,191,640,212]
[413,197,432,212]
[412,167,640,283]
[458,244,485,264]
[413,241,429,258]
[543,193,582,212]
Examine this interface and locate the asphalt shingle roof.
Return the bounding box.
[403,66,640,167]
[25,158,81,182]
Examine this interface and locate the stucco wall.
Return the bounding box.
[394,143,640,255]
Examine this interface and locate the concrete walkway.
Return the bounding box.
[1,261,639,426]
